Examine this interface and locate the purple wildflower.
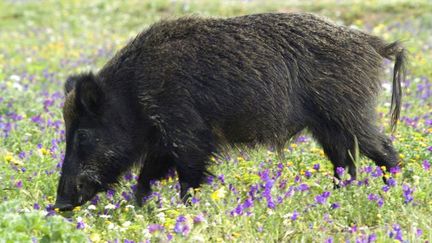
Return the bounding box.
[368,193,378,201]
[122,192,132,201]
[45,204,56,217]
[15,180,23,189]
[277,162,284,170]
[313,163,320,171]
[325,237,333,243]
[368,233,377,242]
[261,172,276,209]
[331,202,340,209]
[371,167,383,177]
[231,204,244,216]
[76,221,85,230]
[193,214,205,224]
[382,185,390,192]
[297,183,309,192]
[377,198,384,207]
[315,191,331,204]
[191,197,200,204]
[389,224,403,242]
[217,174,225,184]
[206,176,214,184]
[336,167,345,177]
[402,184,414,204]
[259,169,270,182]
[389,166,401,174]
[291,210,298,221]
[124,172,133,181]
[106,189,115,199]
[368,193,384,207]
[33,203,40,210]
[416,228,423,236]
[18,151,26,159]
[91,195,100,205]
[148,224,164,233]
[296,135,307,143]
[279,179,287,189]
[387,177,397,187]
[285,186,294,198]
[304,170,312,178]
[243,197,253,208]
[174,215,190,236]
[422,160,430,170]
[364,166,373,174]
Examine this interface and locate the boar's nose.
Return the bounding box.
[55,175,79,211]
[53,201,74,211]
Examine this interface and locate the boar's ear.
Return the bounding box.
[75,72,104,115]
[65,75,79,94]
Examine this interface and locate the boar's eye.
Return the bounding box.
[76,130,90,144]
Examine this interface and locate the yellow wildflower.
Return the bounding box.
[40,148,50,156]
[4,154,13,163]
[164,217,176,230]
[90,233,101,242]
[73,206,81,212]
[211,187,227,201]
[290,143,297,148]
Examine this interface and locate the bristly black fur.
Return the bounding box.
[55,13,407,210]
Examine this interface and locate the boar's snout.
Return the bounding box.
[54,175,78,211]
[54,174,100,211]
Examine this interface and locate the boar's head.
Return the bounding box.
[54,72,144,211]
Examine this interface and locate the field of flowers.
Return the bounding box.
[0,0,431,242]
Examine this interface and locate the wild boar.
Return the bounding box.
[54,13,406,210]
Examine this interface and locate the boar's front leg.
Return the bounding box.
[135,154,173,207]
[160,109,216,204]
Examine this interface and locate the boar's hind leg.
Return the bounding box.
[135,155,173,207]
[174,137,215,204]
[310,125,356,187]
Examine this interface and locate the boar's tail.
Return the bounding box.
[370,38,407,133]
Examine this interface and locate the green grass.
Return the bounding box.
[0,0,431,242]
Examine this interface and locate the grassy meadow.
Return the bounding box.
[0,0,431,242]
